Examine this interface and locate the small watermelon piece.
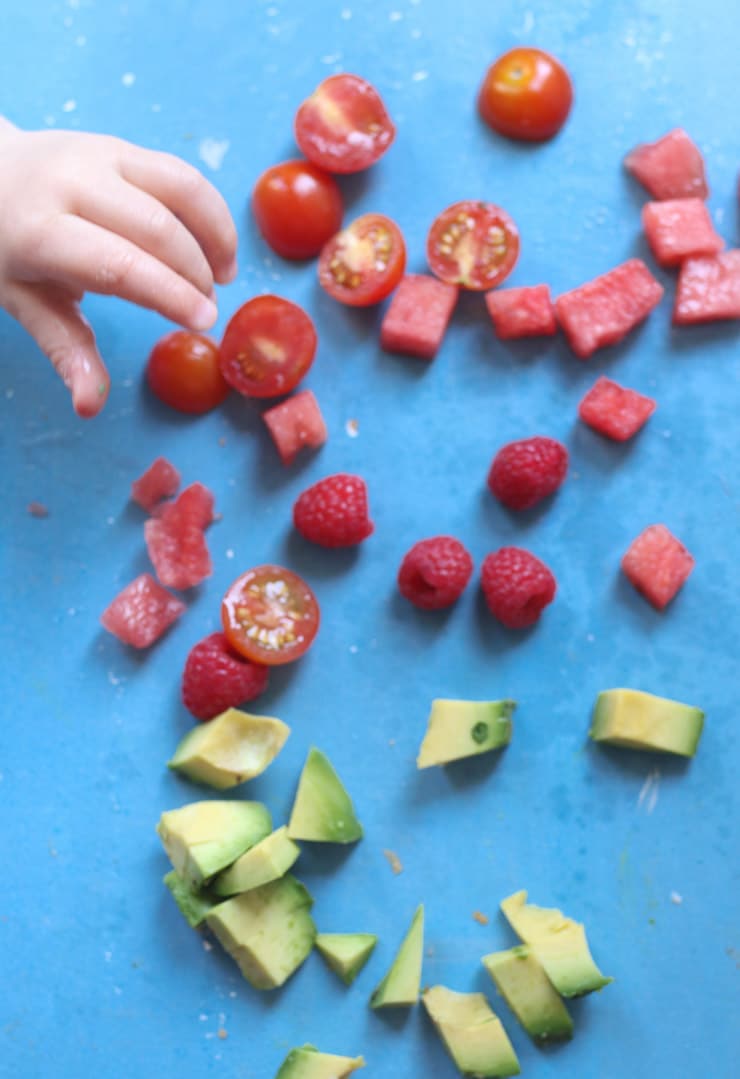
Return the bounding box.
[101,573,186,648]
[673,250,740,325]
[555,259,664,359]
[131,457,181,511]
[485,284,557,339]
[145,483,215,590]
[164,482,215,529]
[622,525,695,610]
[380,274,458,359]
[578,377,656,441]
[624,129,708,200]
[642,199,723,268]
[263,390,328,466]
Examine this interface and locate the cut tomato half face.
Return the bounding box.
[318,213,406,306]
[221,565,320,666]
[426,200,520,291]
[295,73,395,174]
[219,295,317,398]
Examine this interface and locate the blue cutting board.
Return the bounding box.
[1,1,738,1076]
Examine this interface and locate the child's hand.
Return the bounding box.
[0,118,238,417]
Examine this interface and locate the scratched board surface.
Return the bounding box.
[0,1,738,1076]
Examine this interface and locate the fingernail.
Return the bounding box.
[192,298,218,331]
[223,257,238,283]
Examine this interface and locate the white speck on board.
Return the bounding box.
[121,72,136,87]
[226,549,235,560]
[198,138,230,171]
[68,0,80,8]
[266,4,279,13]
[44,115,56,126]
[670,891,683,905]
[76,34,86,46]
[321,52,342,64]
[5,388,15,399]
[108,671,122,686]
[345,418,359,438]
[62,100,77,113]
[349,644,359,654]
[106,516,115,525]
[340,7,352,18]
[410,27,422,38]
[151,103,162,113]
[389,10,403,20]
[411,70,428,82]
[637,770,661,814]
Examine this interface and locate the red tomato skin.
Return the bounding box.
[219,295,317,398]
[426,201,520,291]
[252,160,343,260]
[221,565,320,667]
[295,74,395,174]
[478,47,573,141]
[318,214,406,307]
[146,332,230,414]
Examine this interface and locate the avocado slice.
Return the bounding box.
[417,699,515,768]
[422,985,521,1077]
[482,946,574,1042]
[315,933,378,985]
[163,870,218,928]
[212,826,300,897]
[589,688,704,757]
[501,891,612,997]
[206,874,316,990]
[370,905,424,1008]
[168,707,290,789]
[156,800,272,889]
[275,1044,365,1077]
[288,747,363,844]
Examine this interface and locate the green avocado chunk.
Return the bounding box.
[417,699,515,768]
[422,985,521,1078]
[212,826,300,897]
[501,891,612,998]
[206,874,316,990]
[315,933,378,985]
[156,800,272,889]
[275,1044,365,1078]
[163,870,218,928]
[482,946,574,1042]
[589,688,704,757]
[370,905,424,1009]
[288,747,363,844]
[168,707,290,789]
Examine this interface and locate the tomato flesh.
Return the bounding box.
[219,295,317,398]
[427,201,519,291]
[295,74,395,174]
[146,331,230,414]
[478,47,573,141]
[318,213,405,306]
[222,565,320,666]
[252,160,343,260]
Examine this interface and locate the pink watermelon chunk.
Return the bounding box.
[130,457,181,511]
[578,377,656,441]
[263,389,328,466]
[485,284,557,339]
[380,274,458,359]
[642,198,723,268]
[622,525,695,610]
[145,483,215,590]
[555,259,664,359]
[673,250,740,324]
[625,128,708,200]
[101,573,186,648]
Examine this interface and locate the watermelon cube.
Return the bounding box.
[485,284,557,339]
[555,259,664,359]
[642,198,723,268]
[162,482,215,529]
[673,250,740,325]
[380,274,458,359]
[624,128,708,200]
[145,483,215,590]
[131,457,181,511]
[263,390,328,466]
[622,525,695,610]
[578,377,656,441]
[101,573,186,648]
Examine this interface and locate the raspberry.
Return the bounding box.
[398,536,474,610]
[293,473,374,548]
[481,547,557,629]
[488,436,568,511]
[182,632,269,720]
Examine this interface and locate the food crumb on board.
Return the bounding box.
[426,945,435,958]
[345,418,359,438]
[383,849,403,875]
[218,436,227,446]
[198,137,231,171]
[202,940,213,953]
[62,99,77,112]
[472,910,490,926]
[388,738,396,746]
[670,891,683,905]
[121,72,136,87]
[217,1028,228,1040]
[28,501,49,518]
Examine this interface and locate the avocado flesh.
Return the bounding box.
[213,826,300,897]
[482,946,574,1042]
[315,933,378,985]
[288,747,363,843]
[422,985,521,1077]
[206,874,316,990]
[590,688,704,757]
[501,891,612,997]
[370,905,424,1008]
[157,800,273,889]
[168,708,291,789]
[417,699,515,769]
[163,870,218,928]
[275,1044,365,1078]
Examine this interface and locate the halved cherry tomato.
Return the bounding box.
[478,48,573,142]
[219,295,317,398]
[426,201,519,291]
[318,214,406,306]
[222,565,320,666]
[146,331,230,414]
[252,160,343,260]
[295,74,395,174]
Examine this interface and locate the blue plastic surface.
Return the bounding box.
[1,1,739,1076]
